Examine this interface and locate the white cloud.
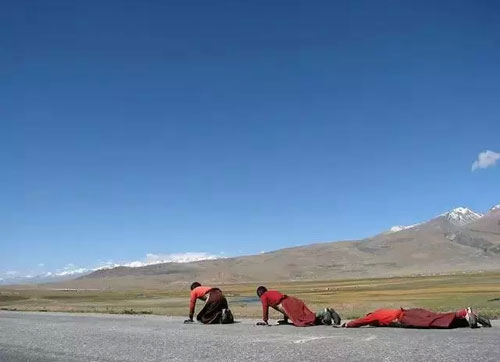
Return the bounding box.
[38,263,45,267]
[92,252,220,270]
[54,268,90,277]
[50,264,91,277]
[0,252,222,285]
[472,150,500,171]
[119,252,220,268]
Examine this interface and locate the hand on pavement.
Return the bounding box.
[277,320,290,325]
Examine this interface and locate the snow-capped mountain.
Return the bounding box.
[490,205,500,212]
[0,253,221,286]
[0,270,93,285]
[388,224,419,233]
[441,207,483,226]
[70,201,500,287]
[389,225,410,233]
[3,204,499,287]
[388,206,495,233]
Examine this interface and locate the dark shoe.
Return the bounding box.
[328,308,342,326]
[220,309,234,324]
[465,307,478,328]
[316,308,332,325]
[477,314,492,328]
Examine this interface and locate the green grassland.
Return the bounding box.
[1,272,500,320]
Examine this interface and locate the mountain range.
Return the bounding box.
[46,204,500,290]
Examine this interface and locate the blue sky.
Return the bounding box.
[1,0,499,280]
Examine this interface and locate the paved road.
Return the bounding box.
[0,311,498,362]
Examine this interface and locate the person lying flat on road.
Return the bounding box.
[184,282,234,324]
[344,307,492,329]
[255,286,341,327]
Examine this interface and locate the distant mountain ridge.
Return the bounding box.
[387,207,484,232]
[13,204,500,289]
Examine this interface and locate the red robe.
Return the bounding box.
[346,309,402,328]
[281,296,317,327]
[260,290,316,327]
[346,308,467,329]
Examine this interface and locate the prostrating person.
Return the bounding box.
[184,282,234,324]
[255,286,341,327]
[344,307,491,329]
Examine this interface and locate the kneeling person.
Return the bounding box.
[256,286,341,327]
[185,282,233,324]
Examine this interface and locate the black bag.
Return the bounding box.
[220,308,234,324]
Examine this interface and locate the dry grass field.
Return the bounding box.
[1,272,499,320]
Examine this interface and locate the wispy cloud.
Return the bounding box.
[472,150,500,171]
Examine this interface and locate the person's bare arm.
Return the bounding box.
[185,290,197,323]
[257,296,270,326]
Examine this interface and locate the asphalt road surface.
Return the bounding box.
[1,311,499,362]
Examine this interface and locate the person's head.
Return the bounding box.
[190,282,201,290]
[256,286,268,297]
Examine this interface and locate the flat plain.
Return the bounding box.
[1,272,500,319]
